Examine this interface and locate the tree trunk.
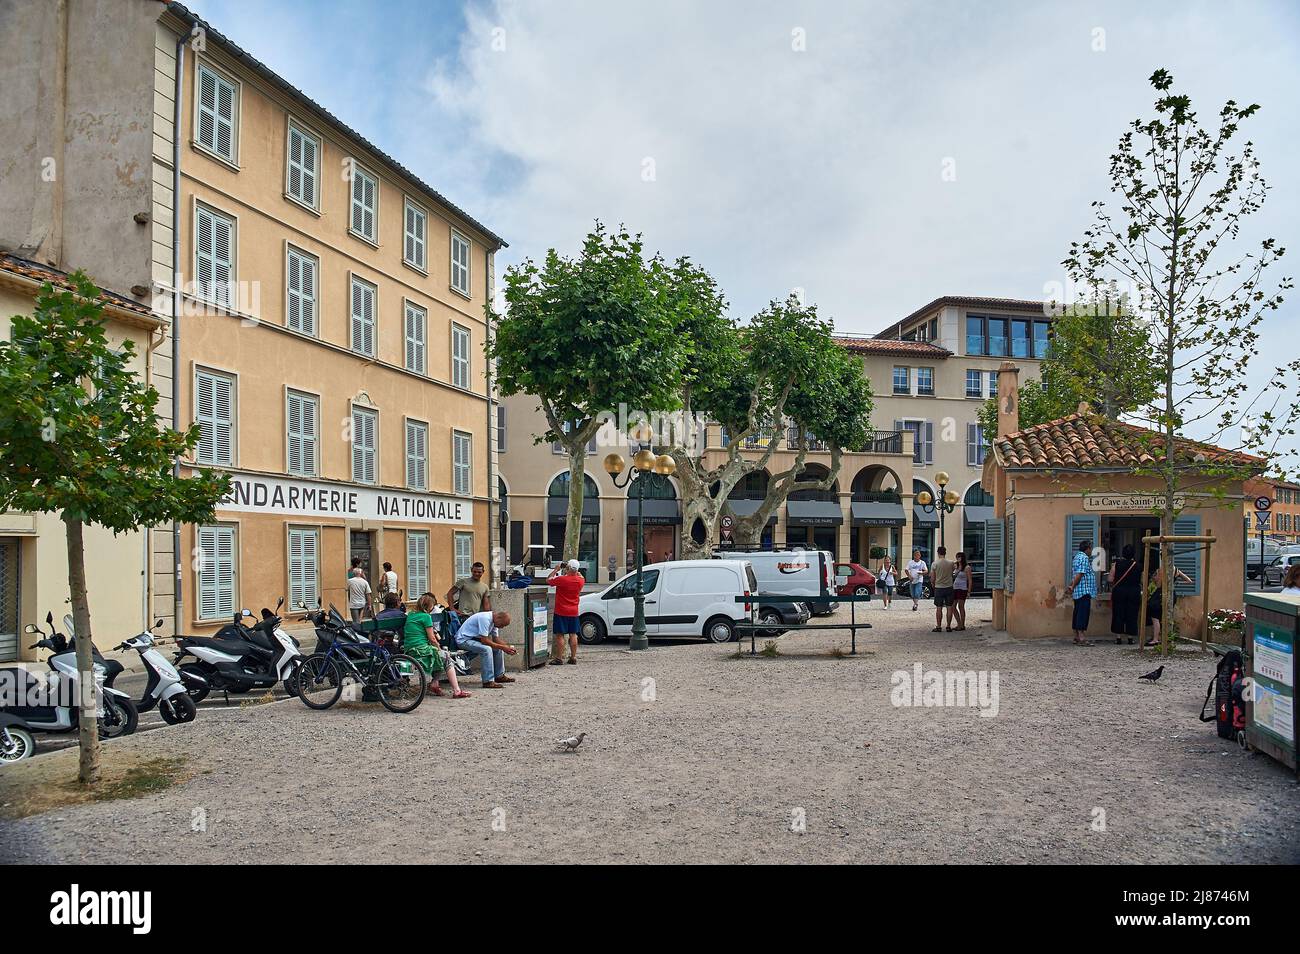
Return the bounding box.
[63,515,100,785]
[563,449,586,564]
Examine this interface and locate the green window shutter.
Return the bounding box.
[1065,514,1100,583]
[1173,515,1202,596]
[984,518,1005,589]
[1006,513,1016,594]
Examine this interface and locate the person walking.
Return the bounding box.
[1066,538,1096,645]
[403,593,470,699]
[929,547,955,632]
[1108,544,1141,644]
[346,566,372,626]
[547,559,586,665]
[905,549,928,612]
[877,555,897,609]
[377,561,399,603]
[951,552,970,631]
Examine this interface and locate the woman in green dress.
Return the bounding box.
[403,594,471,698]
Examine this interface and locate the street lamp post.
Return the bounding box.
[915,470,960,553]
[603,433,676,652]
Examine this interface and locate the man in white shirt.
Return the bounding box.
[453,610,517,688]
[906,549,928,612]
[347,573,372,625]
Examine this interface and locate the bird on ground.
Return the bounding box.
[1138,666,1165,683]
[555,732,587,753]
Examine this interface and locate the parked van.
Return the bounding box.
[713,549,840,615]
[578,559,757,644]
[1246,538,1284,578]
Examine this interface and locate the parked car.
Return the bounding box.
[754,598,812,636]
[834,562,877,597]
[714,549,840,615]
[1246,539,1284,578]
[578,559,758,644]
[1262,554,1300,588]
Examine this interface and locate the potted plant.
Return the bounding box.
[1206,608,1246,645]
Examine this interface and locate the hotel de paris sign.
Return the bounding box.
[217,472,472,525]
[1081,493,1186,513]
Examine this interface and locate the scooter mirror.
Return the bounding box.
[154,618,165,630]
[241,608,253,618]
[23,623,38,634]
[63,614,75,637]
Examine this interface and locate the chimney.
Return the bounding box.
[996,362,1020,438]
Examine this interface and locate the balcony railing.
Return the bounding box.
[851,490,903,503]
[858,430,904,454]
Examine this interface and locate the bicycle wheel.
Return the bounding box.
[296,654,342,710]
[372,653,426,713]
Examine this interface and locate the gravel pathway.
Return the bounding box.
[3,599,1297,864]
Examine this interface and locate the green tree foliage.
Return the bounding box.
[977,292,1160,439]
[488,223,686,562]
[0,275,229,782]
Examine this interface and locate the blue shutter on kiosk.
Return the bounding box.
[1173,515,1202,596]
[1065,515,1100,585]
[984,518,1005,589]
[1006,512,1016,594]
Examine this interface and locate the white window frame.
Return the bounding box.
[196,523,239,622]
[892,365,910,395]
[286,388,319,477]
[454,532,474,579]
[965,369,984,399]
[406,531,429,597]
[916,366,935,396]
[452,429,472,496]
[351,405,379,485]
[404,299,427,375]
[405,418,428,491]
[285,243,319,336]
[403,198,428,273]
[287,525,320,610]
[195,366,237,466]
[348,162,379,245]
[349,274,377,358]
[284,118,321,212]
[451,322,471,390]
[194,201,236,311]
[194,59,240,166]
[450,229,471,297]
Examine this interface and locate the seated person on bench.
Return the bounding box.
[452,610,516,689]
[402,594,470,699]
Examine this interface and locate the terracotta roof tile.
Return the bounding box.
[834,336,951,358]
[0,254,155,319]
[995,413,1263,471]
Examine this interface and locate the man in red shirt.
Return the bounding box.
[547,559,586,665]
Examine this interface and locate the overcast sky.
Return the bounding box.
[186,0,1300,469]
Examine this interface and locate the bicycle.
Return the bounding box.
[296,627,426,714]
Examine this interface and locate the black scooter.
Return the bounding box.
[172,598,302,702]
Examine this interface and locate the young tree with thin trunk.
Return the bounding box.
[0,276,229,783]
[1065,70,1298,653]
[488,224,685,563]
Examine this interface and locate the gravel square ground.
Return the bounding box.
[2,598,1297,864]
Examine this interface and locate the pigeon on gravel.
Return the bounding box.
[555,732,587,753]
[1138,666,1165,683]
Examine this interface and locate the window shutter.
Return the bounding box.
[196,370,233,465]
[1065,514,1100,586]
[196,208,215,293]
[405,303,425,373]
[288,528,319,609]
[287,392,302,475]
[984,518,1005,589]
[1006,512,1016,594]
[198,526,236,620]
[966,423,977,467]
[197,66,217,151]
[924,421,934,464]
[407,532,429,596]
[351,172,365,234]
[351,279,375,357]
[287,391,315,475]
[287,249,316,335]
[215,75,234,159]
[1173,514,1202,596]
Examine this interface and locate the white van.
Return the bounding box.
[578,559,757,644]
[713,549,840,615]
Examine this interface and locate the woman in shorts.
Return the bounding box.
[951,552,970,631]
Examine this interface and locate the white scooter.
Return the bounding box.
[108,618,198,725]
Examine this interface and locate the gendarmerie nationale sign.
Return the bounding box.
[218,472,471,525]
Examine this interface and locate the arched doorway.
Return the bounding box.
[910,478,937,561]
[547,472,600,577]
[850,465,904,564]
[626,472,678,570]
[962,481,996,594]
[787,464,842,559]
[717,469,775,550]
